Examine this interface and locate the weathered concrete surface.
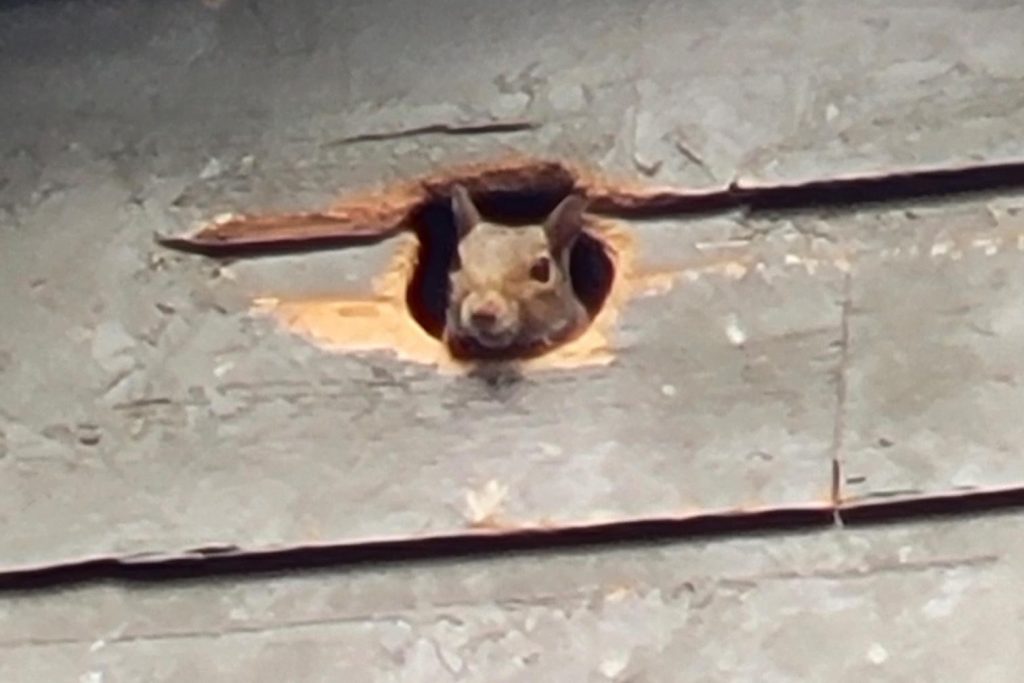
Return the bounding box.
[2,0,1024,566]
[834,195,1024,501]
[4,0,1022,217]
[4,0,1024,677]
[0,207,848,568]
[640,0,1024,186]
[0,512,1018,681]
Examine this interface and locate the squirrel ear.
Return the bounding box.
[451,184,481,240]
[544,193,587,253]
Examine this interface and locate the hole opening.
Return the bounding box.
[405,183,616,354]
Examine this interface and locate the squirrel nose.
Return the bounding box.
[467,297,507,330]
[469,306,500,330]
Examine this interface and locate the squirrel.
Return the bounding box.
[442,184,591,359]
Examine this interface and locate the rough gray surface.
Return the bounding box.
[838,195,1024,500]
[3,0,1024,678]
[1,208,849,568]
[641,0,1024,186]
[0,512,1018,682]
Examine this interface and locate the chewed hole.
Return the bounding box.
[405,185,616,345]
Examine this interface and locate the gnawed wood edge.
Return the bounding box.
[159,156,1024,255]
[158,155,730,253]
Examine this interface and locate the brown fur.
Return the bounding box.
[444,185,589,357]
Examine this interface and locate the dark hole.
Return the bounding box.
[405,184,616,348]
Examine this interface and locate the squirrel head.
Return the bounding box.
[444,184,589,356]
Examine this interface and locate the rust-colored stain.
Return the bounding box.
[165,154,1024,371]
[253,219,678,373]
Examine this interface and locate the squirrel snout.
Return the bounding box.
[469,307,500,329]
[461,295,515,336]
[468,299,506,330]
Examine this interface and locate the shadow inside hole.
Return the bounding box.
[405,186,616,347]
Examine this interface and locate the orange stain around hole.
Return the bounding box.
[251,220,679,374]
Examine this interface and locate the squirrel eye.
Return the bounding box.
[529,256,552,283]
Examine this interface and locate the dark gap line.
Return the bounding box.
[6,484,1024,592]
[596,160,1024,219]
[323,121,539,147]
[167,159,1024,257]
[840,485,1024,525]
[738,160,1024,214]
[155,231,398,258]
[589,191,740,218]
[0,509,832,593]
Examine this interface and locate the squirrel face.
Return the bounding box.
[444,185,589,356]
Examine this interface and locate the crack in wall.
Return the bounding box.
[831,273,853,523]
[323,120,540,147]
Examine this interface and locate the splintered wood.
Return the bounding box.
[160,155,722,251]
